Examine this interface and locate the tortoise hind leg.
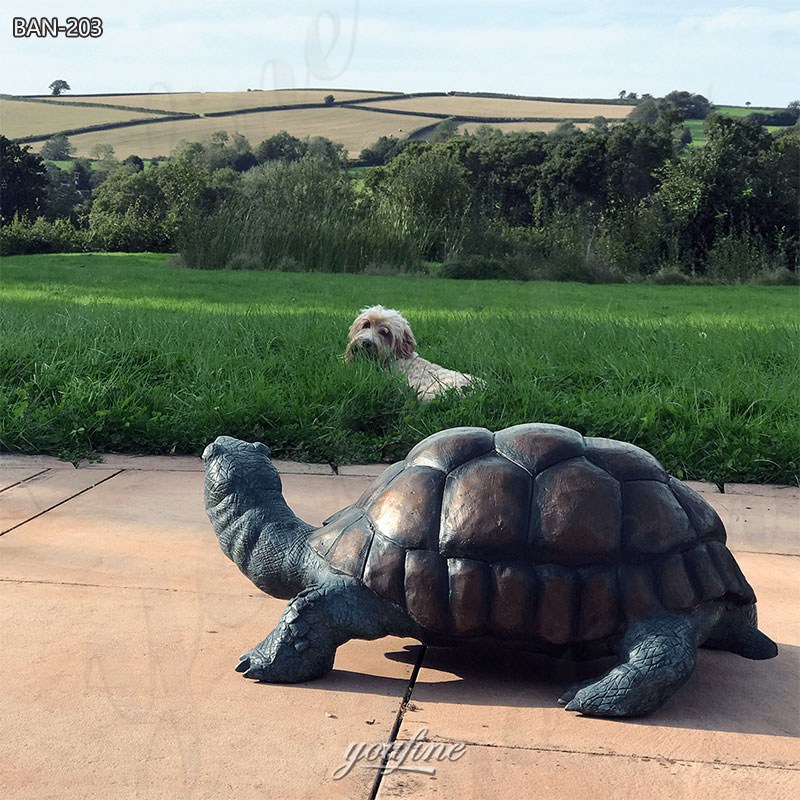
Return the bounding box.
[703,603,778,660]
[559,615,697,717]
[237,578,418,683]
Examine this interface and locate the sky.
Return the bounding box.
[2,1,798,107]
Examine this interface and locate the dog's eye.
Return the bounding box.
[379,328,389,337]
[361,321,371,329]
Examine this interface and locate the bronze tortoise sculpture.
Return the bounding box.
[203,424,777,717]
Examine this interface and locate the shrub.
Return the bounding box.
[705,230,781,283]
[0,215,87,255]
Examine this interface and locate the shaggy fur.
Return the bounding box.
[344,305,480,402]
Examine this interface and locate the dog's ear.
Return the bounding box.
[397,324,416,359]
[343,341,355,363]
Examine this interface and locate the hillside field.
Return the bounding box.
[3,89,636,158]
[0,97,167,140]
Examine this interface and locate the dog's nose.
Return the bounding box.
[361,339,374,350]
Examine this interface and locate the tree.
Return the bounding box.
[255,131,307,163]
[49,80,71,96]
[429,117,459,142]
[90,143,116,161]
[357,136,407,167]
[0,136,48,222]
[40,134,74,161]
[122,155,145,172]
[663,91,712,120]
[324,94,335,105]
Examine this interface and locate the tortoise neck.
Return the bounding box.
[209,489,316,599]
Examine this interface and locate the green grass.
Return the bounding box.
[714,106,781,117]
[1,253,798,484]
[685,107,794,147]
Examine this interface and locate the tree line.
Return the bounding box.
[2,93,798,283]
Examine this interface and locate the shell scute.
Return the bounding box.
[668,477,726,543]
[533,457,622,565]
[448,558,491,635]
[534,564,578,645]
[622,480,696,555]
[578,567,620,641]
[363,532,407,607]
[309,506,363,558]
[404,549,450,633]
[405,427,494,473]
[585,437,669,483]
[620,562,663,622]
[440,454,532,561]
[683,543,727,601]
[366,465,444,550]
[489,563,537,639]
[495,423,585,474]
[656,553,698,610]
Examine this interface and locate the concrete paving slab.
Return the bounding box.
[1,453,798,799]
[0,467,121,535]
[376,739,800,800]
[78,454,204,471]
[0,466,50,492]
[0,581,417,800]
[726,483,800,499]
[0,471,374,592]
[711,494,799,555]
[0,453,72,470]
[337,464,389,478]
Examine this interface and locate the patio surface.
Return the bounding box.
[1,452,798,799]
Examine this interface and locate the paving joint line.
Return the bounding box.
[0,467,52,494]
[421,736,799,772]
[0,577,263,598]
[368,644,426,800]
[0,469,125,536]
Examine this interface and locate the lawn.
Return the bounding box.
[0,253,797,484]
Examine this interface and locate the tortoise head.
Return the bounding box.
[202,436,282,510]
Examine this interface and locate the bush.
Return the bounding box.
[0,215,87,255]
[706,231,781,283]
[88,208,170,252]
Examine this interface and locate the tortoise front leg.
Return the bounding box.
[558,615,698,717]
[237,578,418,683]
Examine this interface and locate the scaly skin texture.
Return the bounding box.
[236,578,421,682]
[203,435,778,717]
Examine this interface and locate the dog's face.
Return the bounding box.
[344,305,416,363]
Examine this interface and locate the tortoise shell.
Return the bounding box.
[308,424,754,646]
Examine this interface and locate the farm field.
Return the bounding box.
[361,95,635,119]
[29,88,398,115]
[0,97,166,139]
[51,106,437,158]
[458,120,595,135]
[5,89,640,159]
[1,253,797,485]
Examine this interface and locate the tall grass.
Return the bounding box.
[0,253,797,484]
[180,158,416,272]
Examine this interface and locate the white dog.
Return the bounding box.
[344,305,480,402]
